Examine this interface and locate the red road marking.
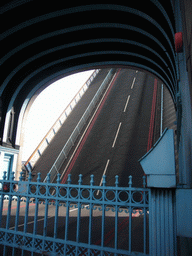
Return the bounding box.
[147,78,158,152]
[95,216,129,246]
[79,210,140,255]
[61,69,121,184]
[3,203,36,212]
[95,210,140,246]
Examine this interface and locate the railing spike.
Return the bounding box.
[3,171,7,180]
[102,175,106,186]
[47,173,50,183]
[115,175,119,187]
[0,168,150,254]
[28,172,32,182]
[67,174,71,184]
[143,175,146,188]
[57,173,61,184]
[78,174,83,185]
[19,171,24,181]
[37,173,41,182]
[128,175,132,187]
[90,175,94,186]
[11,172,15,181]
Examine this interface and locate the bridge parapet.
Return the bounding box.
[24,69,100,173]
[46,69,116,183]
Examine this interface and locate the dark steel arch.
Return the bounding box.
[0,1,176,147]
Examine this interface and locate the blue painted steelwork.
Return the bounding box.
[149,189,176,256]
[139,128,176,188]
[1,154,13,180]
[0,172,149,255]
[160,84,164,136]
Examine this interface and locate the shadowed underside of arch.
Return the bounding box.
[0,1,176,147]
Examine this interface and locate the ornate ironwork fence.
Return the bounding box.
[0,172,149,255]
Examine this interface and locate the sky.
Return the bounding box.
[22,70,95,161]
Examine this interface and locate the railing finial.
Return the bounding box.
[115,175,119,187]
[28,172,32,182]
[57,173,61,184]
[3,171,7,180]
[67,174,71,184]
[37,173,41,182]
[102,175,106,186]
[19,171,24,181]
[11,171,15,181]
[129,175,132,187]
[78,174,83,185]
[143,175,147,188]
[46,173,50,183]
[90,175,94,186]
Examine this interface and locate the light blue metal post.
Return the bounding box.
[0,172,7,228]
[160,84,164,136]
[149,187,152,256]
[42,173,50,252]
[149,189,176,255]
[75,174,82,256]
[32,195,39,251]
[21,172,32,256]
[101,175,106,256]
[53,173,61,253]
[88,175,94,255]
[64,174,71,254]
[32,172,41,247]
[114,175,119,255]
[54,173,61,238]
[128,176,132,253]
[143,176,147,254]
[12,172,23,256]
[4,172,14,256]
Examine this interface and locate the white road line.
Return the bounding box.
[97,159,110,195]
[10,203,90,229]
[131,77,136,89]
[60,71,118,180]
[112,122,122,148]
[123,95,130,112]
[10,216,53,230]
[69,204,89,212]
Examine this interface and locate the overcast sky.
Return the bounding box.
[22,70,94,161]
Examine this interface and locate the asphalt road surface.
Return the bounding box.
[60,69,156,188]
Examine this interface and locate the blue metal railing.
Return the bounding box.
[0,171,149,255]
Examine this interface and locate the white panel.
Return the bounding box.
[139,129,175,175]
